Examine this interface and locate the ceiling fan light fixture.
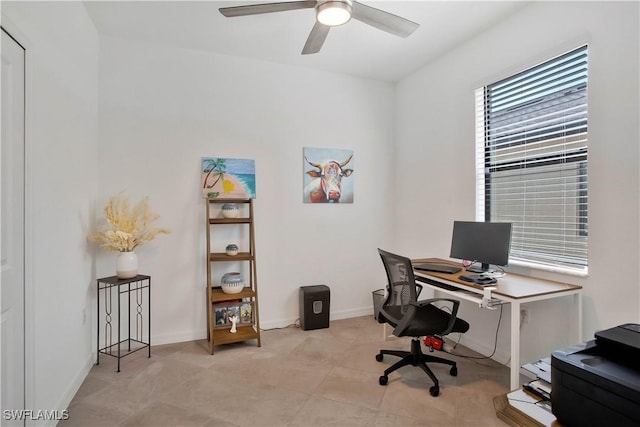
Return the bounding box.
[316,1,352,27]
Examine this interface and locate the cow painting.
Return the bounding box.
[303,149,354,203]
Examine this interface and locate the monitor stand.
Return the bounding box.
[467,263,490,273]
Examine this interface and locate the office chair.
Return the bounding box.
[375,248,470,396]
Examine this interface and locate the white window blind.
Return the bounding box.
[475,46,588,272]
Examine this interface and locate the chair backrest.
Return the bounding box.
[377,248,421,318]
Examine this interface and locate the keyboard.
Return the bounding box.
[415,275,460,291]
[414,263,462,274]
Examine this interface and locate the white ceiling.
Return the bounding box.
[84,0,529,82]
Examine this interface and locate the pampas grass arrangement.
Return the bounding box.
[91,193,170,252]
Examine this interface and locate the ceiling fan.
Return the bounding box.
[219,0,419,54]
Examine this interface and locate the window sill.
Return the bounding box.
[508,259,588,278]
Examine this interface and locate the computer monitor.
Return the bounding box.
[449,221,512,273]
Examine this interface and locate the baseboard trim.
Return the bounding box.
[151,330,207,346]
[260,306,373,331]
[51,354,94,426]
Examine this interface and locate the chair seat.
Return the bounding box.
[385,304,469,337]
[407,304,469,336]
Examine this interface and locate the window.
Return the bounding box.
[475,46,588,273]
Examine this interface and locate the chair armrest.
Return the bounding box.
[377,306,400,325]
[393,298,461,337]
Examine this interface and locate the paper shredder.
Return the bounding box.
[299,285,330,330]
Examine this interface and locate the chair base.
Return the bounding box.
[376,338,458,397]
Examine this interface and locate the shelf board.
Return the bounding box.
[210,287,255,302]
[98,339,149,358]
[207,198,251,204]
[211,325,259,345]
[209,252,253,262]
[209,218,251,225]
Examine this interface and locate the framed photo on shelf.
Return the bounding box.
[239,302,253,324]
[227,304,240,321]
[214,304,230,327]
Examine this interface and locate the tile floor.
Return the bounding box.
[61,316,512,426]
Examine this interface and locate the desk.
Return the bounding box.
[412,258,582,390]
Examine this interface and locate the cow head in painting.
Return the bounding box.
[304,154,354,203]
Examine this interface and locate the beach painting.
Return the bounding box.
[202,157,256,199]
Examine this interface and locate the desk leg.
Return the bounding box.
[510,301,521,390]
[575,292,583,343]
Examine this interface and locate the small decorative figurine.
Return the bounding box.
[229,314,238,333]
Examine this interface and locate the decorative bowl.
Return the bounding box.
[225,244,239,256]
[221,203,239,218]
[221,272,244,294]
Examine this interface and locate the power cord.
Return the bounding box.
[508,397,552,411]
[260,318,300,332]
[464,260,507,278]
[442,303,503,360]
[482,266,506,279]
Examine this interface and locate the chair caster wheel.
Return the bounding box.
[429,386,439,397]
[450,366,458,376]
[375,354,383,362]
[379,375,388,386]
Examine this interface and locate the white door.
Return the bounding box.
[1,28,26,423]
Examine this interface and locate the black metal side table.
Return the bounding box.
[96,275,151,372]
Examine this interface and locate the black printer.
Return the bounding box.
[551,323,640,427]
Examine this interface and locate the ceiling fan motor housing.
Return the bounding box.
[316,0,353,26]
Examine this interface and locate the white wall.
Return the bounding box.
[97,36,396,343]
[395,1,640,364]
[1,0,99,422]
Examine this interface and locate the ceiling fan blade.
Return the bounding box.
[219,1,317,17]
[351,1,419,38]
[302,22,330,55]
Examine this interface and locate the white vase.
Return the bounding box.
[116,251,138,279]
[221,272,244,294]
